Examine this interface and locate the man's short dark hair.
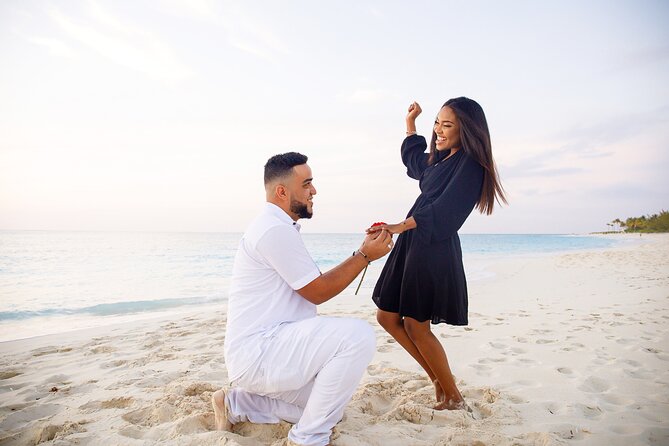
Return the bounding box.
[264,152,308,185]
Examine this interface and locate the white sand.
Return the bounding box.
[1,234,668,445]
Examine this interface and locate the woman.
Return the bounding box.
[367,97,506,410]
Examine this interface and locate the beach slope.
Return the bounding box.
[1,235,668,445]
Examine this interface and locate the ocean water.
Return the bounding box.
[0,231,622,342]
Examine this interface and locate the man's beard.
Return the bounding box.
[290,199,313,219]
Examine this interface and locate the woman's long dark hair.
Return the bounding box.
[428,97,507,215]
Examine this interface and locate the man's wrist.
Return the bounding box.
[353,249,371,265]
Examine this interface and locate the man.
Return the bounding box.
[213,152,392,446]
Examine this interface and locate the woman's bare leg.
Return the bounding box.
[403,316,465,410]
[376,309,445,402]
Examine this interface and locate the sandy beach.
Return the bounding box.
[1,234,668,445]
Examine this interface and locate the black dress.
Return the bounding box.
[372,134,484,325]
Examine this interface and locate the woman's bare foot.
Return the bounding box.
[212,388,233,431]
[433,379,445,403]
[433,397,467,411]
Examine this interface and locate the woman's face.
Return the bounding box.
[433,106,461,151]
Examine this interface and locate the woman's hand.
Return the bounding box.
[366,222,404,235]
[406,101,422,122]
[366,217,416,236]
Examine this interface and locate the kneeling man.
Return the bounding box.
[213,152,392,446]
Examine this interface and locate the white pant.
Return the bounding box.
[226,316,376,446]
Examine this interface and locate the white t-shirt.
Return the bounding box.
[224,203,321,382]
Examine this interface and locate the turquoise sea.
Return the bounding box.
[0,231,626,342]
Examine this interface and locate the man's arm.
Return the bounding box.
[297,230,392,305]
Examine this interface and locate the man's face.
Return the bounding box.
[287,163,317,220]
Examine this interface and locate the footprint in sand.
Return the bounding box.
[31,421,88,444]
[623,368,653,379]
[548,423,589,440]
[0,404,61,430]
[377,344,395,353]
[609,424,644,435]
[599,393,634,406]
[561,342,586,352]
[575,403,603,419]
[578,376,610,393]
[479,357,507,364]
[0,370,22,380]
[439,333,462,338]
[31,347,72,357]
[100,359,129,369]
[118,426,144,440]
[470,363,492,374]
[645,425,669,443]
[556,367,573,376]
[81,396,135,412]
[541,401,563,415]
[88,345,117,355]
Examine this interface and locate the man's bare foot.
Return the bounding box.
[433,397,467,411]
[433,379,445,403]
[212,388,233,431]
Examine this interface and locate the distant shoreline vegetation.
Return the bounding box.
[603,210,669,233]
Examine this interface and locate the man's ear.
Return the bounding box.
[275,184,288,200]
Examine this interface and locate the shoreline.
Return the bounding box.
[1,234,667,445]
[0,233,638,345]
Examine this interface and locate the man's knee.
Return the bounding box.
[355,320,377,361]
[339,318,376,360]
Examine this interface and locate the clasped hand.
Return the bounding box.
[359,229,393,261]
[366,223,404,235]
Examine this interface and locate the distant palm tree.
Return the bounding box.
[612,218,623,232]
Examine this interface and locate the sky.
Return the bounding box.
[1,0,668,234]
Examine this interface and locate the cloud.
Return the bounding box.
[155,1,289,63]
[221,4,290,62]
[503,105,669,179]
[154,0,223,24]
[605,44,669,75]
[24,36,77,59]
[342,88,395,104]
[47,1,192,84]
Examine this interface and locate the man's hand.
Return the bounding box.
[359,229,393,261]
[296,230,394,305]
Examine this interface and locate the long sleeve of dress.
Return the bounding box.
[412,154,484,244]
[401,135,429,180]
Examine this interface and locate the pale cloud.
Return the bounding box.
[221,4,290,62]
[48,1,192,84]
[342,88,394,104]
[503,105,669,180]
[23,36,78,59]
[155,0,289,62]
[154,0,223,24]
[369,7,385,19]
